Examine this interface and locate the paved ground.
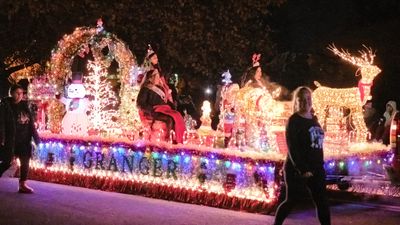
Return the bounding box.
[1,177,400,225]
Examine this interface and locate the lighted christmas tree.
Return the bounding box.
[47,97,66,134]
[119,84,141,131]
[84,60,119,133]
[118,65,143,133]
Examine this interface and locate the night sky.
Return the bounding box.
[269,0,400,113]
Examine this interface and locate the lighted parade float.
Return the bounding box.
[25,21,399,214]
[313,45,399,195]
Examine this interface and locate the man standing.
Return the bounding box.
[0,84,40,193]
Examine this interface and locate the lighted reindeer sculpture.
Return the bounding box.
[313,44,381,142]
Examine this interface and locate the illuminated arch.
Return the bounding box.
[47,22,141,133]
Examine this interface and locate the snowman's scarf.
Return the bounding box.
[69,98,81,111]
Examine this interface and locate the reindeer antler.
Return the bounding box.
[327,43,376,67]
[358,44,376,66]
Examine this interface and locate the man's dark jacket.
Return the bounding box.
[0,97,40,157]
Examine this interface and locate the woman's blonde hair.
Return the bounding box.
[291,86,313,113]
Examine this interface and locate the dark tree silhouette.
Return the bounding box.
[0,0,285,87]
[1,0,399,111]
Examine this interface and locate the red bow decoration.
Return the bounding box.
[136,73,145,84]
[252,53,261,66]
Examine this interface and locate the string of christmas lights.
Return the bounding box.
[25,20,396,209]
[41,20,141,135]
[313,44,381,143]
[30,138,282,211]
[84,60,119,134]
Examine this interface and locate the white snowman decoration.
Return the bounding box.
[61,73,89,136]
